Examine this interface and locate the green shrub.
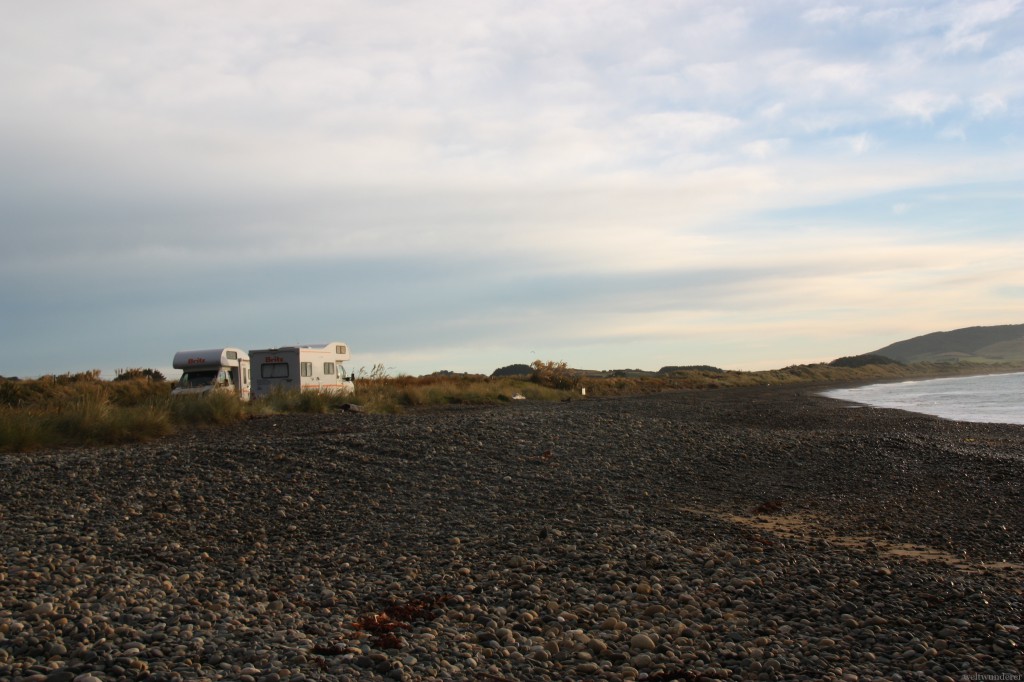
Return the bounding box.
[829,353,902,368]
[530,360,580,390]
[0,379,31,407]
[114,368,168,382]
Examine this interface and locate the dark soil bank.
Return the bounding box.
[2,387,1022,681]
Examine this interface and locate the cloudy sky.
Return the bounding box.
[1,1,1021,379]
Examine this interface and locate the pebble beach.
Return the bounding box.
[2,386,1022,681]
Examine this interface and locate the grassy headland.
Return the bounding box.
[1,359,1021,452]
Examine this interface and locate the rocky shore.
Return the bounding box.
[2,386,1022,681]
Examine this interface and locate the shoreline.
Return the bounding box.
[817,370,1024,426]
[822,366,1024,385]
[2,386,1022,680]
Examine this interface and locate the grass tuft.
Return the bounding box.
[255,386,353,414]
[164,392,246,425]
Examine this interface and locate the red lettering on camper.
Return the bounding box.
[264,356,285,363]
[187,358,206,365]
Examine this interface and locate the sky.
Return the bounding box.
[1,0,1022,379]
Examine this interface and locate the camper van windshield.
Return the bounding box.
[179,370,218,388]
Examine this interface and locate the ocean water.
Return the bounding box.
[822,372,1024,425]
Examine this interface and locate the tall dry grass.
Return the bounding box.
[340,362,577,412]
[0,374,226,451]
[2,359,1020,452]
[254,386,352,414]
[0,385,175,451]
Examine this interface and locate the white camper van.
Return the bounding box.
[249,342,354,398]
[171,348,252,401]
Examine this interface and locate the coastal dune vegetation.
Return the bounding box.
[1,357,1020,452]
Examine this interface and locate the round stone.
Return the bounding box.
[630,633,656,651]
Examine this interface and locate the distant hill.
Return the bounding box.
[658,365,725,374]
[873,324,1024,364]
[491,363,533,377]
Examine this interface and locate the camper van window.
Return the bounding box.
[261,363,289,379]
[324,362,334,375]
[180,370,217,387]
[300,362,313,377]
[336,345,347,355]
[226,350,238,360]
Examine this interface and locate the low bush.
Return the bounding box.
[114,368,168,382]
[829,353,902,368]
[530,360,580,390]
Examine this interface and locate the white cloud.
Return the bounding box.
[625,111,742,144]
[971,92,1009,118]
[1,0,1022,376]
[943,0,1022,53]
[742,138,790,159]
[682,61,743,95]
[802,5,858,25]
[807,63,872,95]
[939,126,967,141]
[889,91,961,122]
[837,133,872,155]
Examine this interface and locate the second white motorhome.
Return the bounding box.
[171,348,252,401]
[249,342,354,398]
